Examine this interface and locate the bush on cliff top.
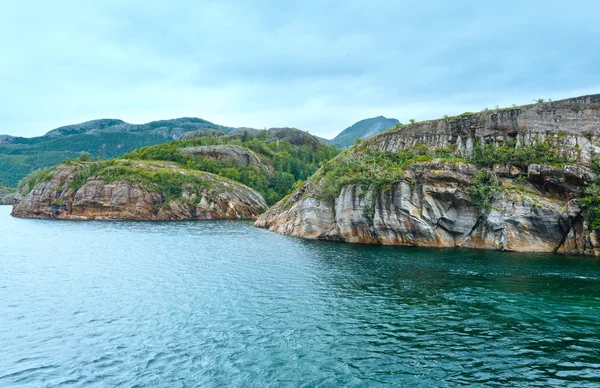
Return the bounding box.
[470,138,573,167]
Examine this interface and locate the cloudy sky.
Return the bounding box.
[2,0,599,138]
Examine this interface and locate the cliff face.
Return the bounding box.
[256,94,600,255]
[12,161,267,220]
[372,94,600,164]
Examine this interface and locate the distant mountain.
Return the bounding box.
[329,116,400,148]
[0,117,234,186]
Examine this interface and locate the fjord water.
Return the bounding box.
[1,207,599,387]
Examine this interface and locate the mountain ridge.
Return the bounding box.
[328,116,401,148]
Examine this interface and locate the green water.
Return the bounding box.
[0,206,599,386]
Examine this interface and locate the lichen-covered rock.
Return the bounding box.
[12,161,268,220]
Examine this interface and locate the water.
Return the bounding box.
[0,206,599,387]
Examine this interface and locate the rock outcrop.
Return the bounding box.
[256,94,600,255]
[12,161,268,220]
[0,185,16,205]
[0,192,15,205]
[180,145,273,173]
[179,128,226,140]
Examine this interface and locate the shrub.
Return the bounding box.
[582,186,600,231]
[471,171,500,209]
[18,167,53,192]
[469,139,572,167]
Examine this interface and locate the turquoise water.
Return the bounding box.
[0,206,599,387]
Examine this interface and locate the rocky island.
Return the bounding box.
[256,94,600,255]
[12,160,268,220]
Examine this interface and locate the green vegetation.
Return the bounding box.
[470,171,500,209]
[0,132,183,186]
[313,143,463,201]
[0,184,16,200]
[0,117,235,187]
[15,129,339,206]
[96,160,211,201]
[44,159,224,205]
[581,186,600,231]
[471,138,573,167]
[581,156,600,231]
[120,136,338,205]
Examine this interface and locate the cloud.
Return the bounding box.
[1,0,599,138]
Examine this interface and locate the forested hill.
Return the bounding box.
[0,118,234,186]
[16,127,339,207]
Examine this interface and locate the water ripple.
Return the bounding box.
[0,207,599,386]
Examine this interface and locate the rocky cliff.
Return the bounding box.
[256,94,600,255]
[12,161,267,220]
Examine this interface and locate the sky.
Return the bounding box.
[1,0,599,139]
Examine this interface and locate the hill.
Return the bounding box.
[0,118,234,186]
[328,116,400,148]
